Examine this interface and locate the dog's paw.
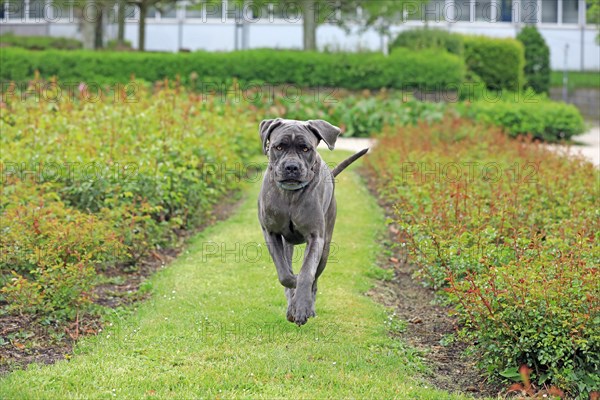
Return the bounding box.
[291,299,314,326]
[286,307,296,323]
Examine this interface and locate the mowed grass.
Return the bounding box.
[0,151,470,399]
[550,70,600,90]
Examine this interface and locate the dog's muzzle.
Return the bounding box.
[277,180,309,191]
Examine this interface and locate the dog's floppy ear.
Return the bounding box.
[259,118,283,155]
[306,120,341,151]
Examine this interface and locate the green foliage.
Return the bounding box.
[463,35,525,91]
[0,183,122,317]
[0,83,259,320]
[389,28,465,56]
[587,0,600,43]
[551,70,600,90]
[516,26,551,93]
[389,29,525,92]
[461,92,586,141]
[0,33,82,50]
[0,47,466,91]
[263,90,448,137]
[366,118,600,397]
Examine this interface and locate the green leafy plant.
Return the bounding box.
[0,34,82,50]
[461,93,586,141]
[366,118,599,397]
[0,81,259,320]
[389,28,465,56]
[517,26,551,93]
[463,35,525,91]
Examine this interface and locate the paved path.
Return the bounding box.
[318,137,376,153]
[570,126,600,167]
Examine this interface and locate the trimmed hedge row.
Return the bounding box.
[390,29,525,92]
[0,48,466,90]
[0,33,82,50]
[463,35,525,91]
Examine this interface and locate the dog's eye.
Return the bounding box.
[303,147,309,152]
[276,145,283,151]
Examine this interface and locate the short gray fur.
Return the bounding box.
[257,118,368,326]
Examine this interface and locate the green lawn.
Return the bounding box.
[551,70,600,90]
[0,151,472,399]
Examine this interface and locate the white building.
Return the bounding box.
[1,0,598,70]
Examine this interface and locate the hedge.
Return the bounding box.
[462,96,586,141]
[0,33,82,50]
[0,47,466,90]
[389,28,465,56]
[463,35,525,91]
[390,29,525,92]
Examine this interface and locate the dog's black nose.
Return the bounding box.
[285,163,300,173]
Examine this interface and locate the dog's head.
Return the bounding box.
[259,118,341,189]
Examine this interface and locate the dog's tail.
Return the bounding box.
[332,148,369,177]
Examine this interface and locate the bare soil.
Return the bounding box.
[361,168,503,398]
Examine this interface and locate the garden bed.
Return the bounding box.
[364,118,599,398]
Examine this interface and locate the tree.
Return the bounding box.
[517,25,550,93]
[232,0,427,51]
[128,0,160,51]
[587,0,600,44]
[117,0,126,46]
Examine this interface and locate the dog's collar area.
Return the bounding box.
[276,181,309,191]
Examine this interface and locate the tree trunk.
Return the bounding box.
[302,0,316,51]
[80,0,96,50]
[117,0,126,45]
[138,2,147,51]
[94,7,103,49]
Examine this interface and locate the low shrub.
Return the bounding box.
[389,29,525,92]
[262,90,449,137]
[366,118,599,397]
[0,47,466,91]
[389,28,465,56]
[0,83,259,320]
[463,35,525,91]
[516,26,551,93]
[0,182,124,318]
[461,93,586,141]
[0,33,82,50]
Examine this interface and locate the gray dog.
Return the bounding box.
[257,118,368,326]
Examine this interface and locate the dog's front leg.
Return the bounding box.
[289,234,324,326]
[262,229,296,289]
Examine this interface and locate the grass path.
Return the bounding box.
[0,152,469,399]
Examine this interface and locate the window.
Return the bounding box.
[6,0,25,19]
[161,4,177,18]
[562,0,579,23]
[475,0,494,22]
[146,6,157,18]
[520,0,538,23]
[421,0,446,22]
[498,0,513,22]
[27,0,45,19]
[542,0,558,23]
[454,0,471,22]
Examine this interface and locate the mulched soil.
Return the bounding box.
[360,168,504,398]
[0,192,245,376]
